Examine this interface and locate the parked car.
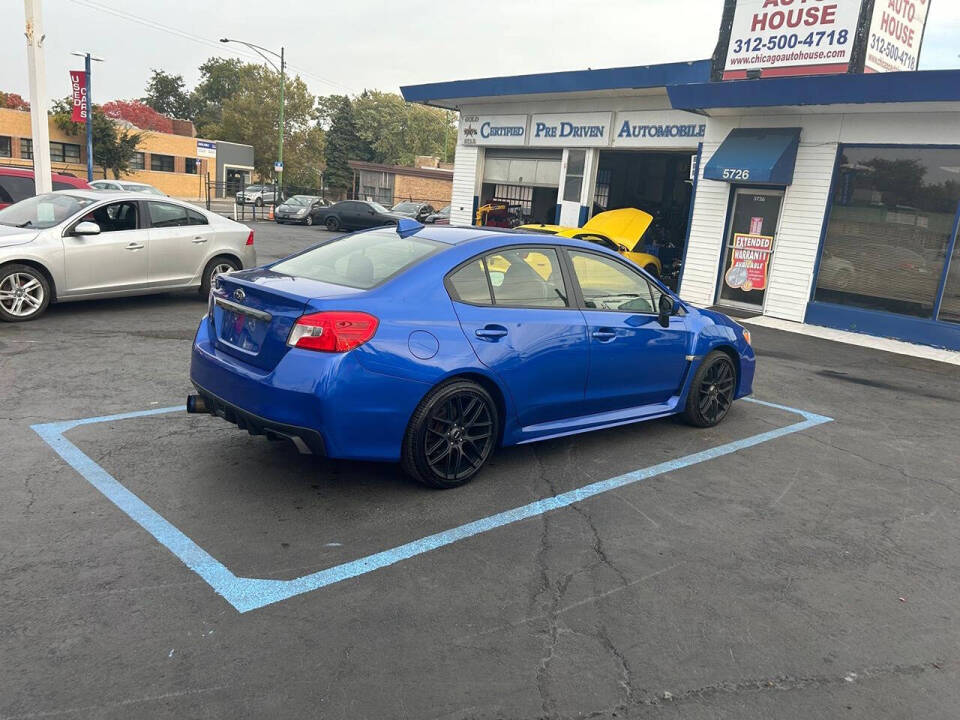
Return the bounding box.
[391,201,435,222]
[518,208,662,277]
[0,190,256,322]
[424,205,450,224]
[275,195,326,225]
[236,184,282,207]
[308,200,405,231]
[89,179,166,196]
[187,224,754,488]
[0,167,90,209]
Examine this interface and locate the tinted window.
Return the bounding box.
[187,208,208,226]
[569,250,658,313]
[78,201,139,233]
[448,259,492,305]
[815,146,960,318]
[52,181,81,191]
[485,248,567,308]
[0,176,36,204]
[148,202,188,228]
[272,228,442,289]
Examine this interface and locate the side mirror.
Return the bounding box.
[73,221,101,236]
[657,293,676,328]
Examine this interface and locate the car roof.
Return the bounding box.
[50,189,200,205]
[0,166,89,184]
[414,224,618,253]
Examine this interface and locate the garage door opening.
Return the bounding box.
[479,149,560,226]
[593,150,694,288]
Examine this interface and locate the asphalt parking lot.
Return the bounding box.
[2,220,959,719]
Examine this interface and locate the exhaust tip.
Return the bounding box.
[186,394,208,414]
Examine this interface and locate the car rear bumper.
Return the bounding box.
[189,316,430,461]
[191,383,326,455]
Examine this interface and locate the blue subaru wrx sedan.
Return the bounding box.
[188,222,755,488]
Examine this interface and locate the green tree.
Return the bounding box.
[143,69,192,119]
[190,57,247,135]
[351,91,455,166]
[215,66,320,182]
[321,95,371,194]
[51,98,143,179]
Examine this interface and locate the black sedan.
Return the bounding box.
[391,201,435,222]
[309,200,405,231]
[275,195,326,225]
[424,205,450,224]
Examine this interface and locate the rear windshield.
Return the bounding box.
[272,228,442,289]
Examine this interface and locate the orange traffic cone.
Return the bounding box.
[267,205,274,221]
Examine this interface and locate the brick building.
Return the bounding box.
[348,156,453,209]
[0,108,253,200]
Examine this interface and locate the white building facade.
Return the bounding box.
[403,64,960,350]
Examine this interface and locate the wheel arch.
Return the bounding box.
[0,258,58,301]
[420,368,514,447]
[708,343,742,394]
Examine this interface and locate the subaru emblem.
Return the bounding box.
[233,288,246,302]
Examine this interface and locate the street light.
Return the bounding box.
[220,38,285,192]
[70,50,103,182]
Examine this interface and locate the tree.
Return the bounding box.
[102,100,173,133]
[143,70,191,119]
[0,91,30,111]
[190,58,247,136]
[215,66,321,182]
[349,91,456,166]
[51,98,143,179]
[321,95,371,194]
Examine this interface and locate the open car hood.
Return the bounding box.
[577,208,653,251]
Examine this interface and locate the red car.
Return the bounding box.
[0,167,91,209]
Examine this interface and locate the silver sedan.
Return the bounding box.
[0,190,256,322]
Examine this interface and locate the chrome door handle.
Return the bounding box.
[475,325,508,341]
[191,236,207,243]
[125,242,145,250]
[591,328,617,341]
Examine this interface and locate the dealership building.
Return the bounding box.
[402,9,960,350]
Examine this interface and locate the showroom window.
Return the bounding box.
[562,150,585,203]
[814,146,960,319]
[151,153,174,172]
[0,136,10,158]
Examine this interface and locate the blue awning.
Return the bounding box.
[703,127,801,186]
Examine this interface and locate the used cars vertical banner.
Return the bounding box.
[69,70,87,123]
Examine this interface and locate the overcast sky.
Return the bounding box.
[3,0,959,104]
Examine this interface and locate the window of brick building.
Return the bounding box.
[20,138,33,160]
[185,158,198,174]
[50,142,81,163]
[0,136,10,158]
[151,154,174,172]
[130,152,145,170]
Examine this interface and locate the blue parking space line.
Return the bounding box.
[32,398,832,613]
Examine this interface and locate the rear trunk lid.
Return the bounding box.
[211,269,362,371]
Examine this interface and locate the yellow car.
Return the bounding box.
[517,208,662,277]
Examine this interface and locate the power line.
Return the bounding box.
[63,0,355,93]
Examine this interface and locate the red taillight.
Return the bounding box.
[246,230,255,246]
[287,311,379,352]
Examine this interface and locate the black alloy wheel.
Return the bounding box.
[682,350,737,427]
[325,216,339,231]
[402,380,499,488]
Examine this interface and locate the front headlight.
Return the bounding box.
[296,208,307,216]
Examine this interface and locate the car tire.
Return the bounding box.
[644,263,660,278]
[681,350,737,428]
[325,216,339,231]
[199,256,241,298]
[0,263,51,322]
[304,215,314,226]
[402,379,499,489]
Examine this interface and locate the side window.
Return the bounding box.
[0,176,36,204]
[80,202,139,233]
[148,202,188,228]
[485,247,567,308]
[187,209,208,226]
[447,259,492,305]
[569,250,657,313]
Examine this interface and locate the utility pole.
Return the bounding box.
[71,51,103,181]
[23,0,52,193]
[278,46,285,193]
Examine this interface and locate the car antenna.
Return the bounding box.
[396,217,424,238]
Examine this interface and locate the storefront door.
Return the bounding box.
[716,188,783,310]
